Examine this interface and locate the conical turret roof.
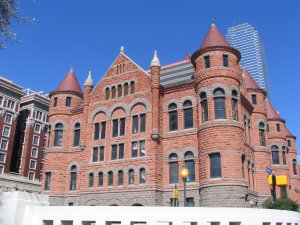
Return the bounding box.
[265,99,281,120]
[55,69,82,94]
[242,68,260,89]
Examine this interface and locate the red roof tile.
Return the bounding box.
[265,99,281,120]
[285,127,293,136]
[55,69,82,94]
[242,68,260,89]
[200,23,231,50]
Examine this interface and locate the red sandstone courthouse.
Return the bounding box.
[42,23,300,207]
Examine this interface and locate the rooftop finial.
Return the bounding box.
[150,50,161,67]
[84,70,94,87]
[120,46,124,54]
[70,66,74,72]
[211,17,215,26]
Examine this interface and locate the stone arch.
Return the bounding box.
[108,102,129,118]
[72,119,82,128]
[211,83,230,96]
[256,119,267,129]
[183,146,198,158]
[180,96,197,107]
[128,98,151,113]
[50,119,67,129]
[105,198,124,206]
[230,85,241,100]
[84,199,101,206]
[164,149,183,160]
[269,143,285,150]
[89,106,109,123]
[164,99,181,111]
[127,197,150,206]
[197,87,212,98]
[66,161,82,172]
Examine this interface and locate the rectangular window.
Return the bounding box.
[4,113,12,124]
[101,121,106,139]
[169,162,179,184]
[7,99,15,110]
[272,151,279,164]
[28,172,35,180]
[204,55,210,68]
[251,95,257,105]
[30,160,37,169]
[0,165,3,174]
[34,124,41,134]
[201,100,208,122]
[66,97,72,107]
[2,126,10,137]
[287,140,291,147]
[169,111,178,131]
[132,115,139,134]
[119,143,124,159]
[120,118,125,136]
[0,96,3,106]
[140,114,146,133]
[223,55,228,67]
[0,139,8,150]
[31,147,38,158]
[92,147,98,162]
[35,111,43,120]
[282,151,287,165]
[276,124,281,132]
[53,97,57,107]
[112,119,118,137]
[0,153,6,163]
[186,197,195,207]
[232,99,238,121]
[99,146,104,161]
[94,123,99,140]
[41,151,45,159]
[184,108,193,129]
[132,142,138,158]
[44,172,51,190]
[140,140,146,157]
[111,145,117,160]
[33,136,39,146]
[210,153,222,178]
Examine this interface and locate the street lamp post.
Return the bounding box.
[180,167,189,207]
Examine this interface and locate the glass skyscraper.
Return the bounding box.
[226,23,271,99]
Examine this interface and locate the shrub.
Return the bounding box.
[262,197,299,212]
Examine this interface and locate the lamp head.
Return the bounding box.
[180,167,189,179]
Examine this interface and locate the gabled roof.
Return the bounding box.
[242,68,260,89]
[265,99,281,120]
[200,23,231,50]
[55,69,82,94]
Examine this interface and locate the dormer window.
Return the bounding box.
[223,55,228,67]
[204,56,210,69]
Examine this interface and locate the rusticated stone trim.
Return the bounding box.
[84,199,101,206]
[164,149,183,160]
[50,119,67,129]
[105,198,125,206]
[128,98,152,113]
[88,107,109,123]
[197,87,212,98]
[180,96,196,107]
[72,119,82,128]
[67,161,82,172]
[108,102,128,118]
[230,85,241,100]
[255,119,267,129]
[183,146,198,158]
[126,197,150,206]
[164,99,181,111]
[211,83,230,96]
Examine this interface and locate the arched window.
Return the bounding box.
[124,83,129,96]
[117,84,122,97]
[108,171,113,186]
[214,88,226,119]
[168,103,178,131]
[271,145,279,165]
[54,123,63,147]
[259,122,266,146]
[70,165,77,190]
[200,92,208,122]
[130,81,135,94]
[98,172,103,187]
[129,169,134,184]
[282,146,287,165]
[140,168,146,184]
[118,170,123,185]
[89,173,94,188]
[169,153,179,184]
[73,123,80,147]
[293,159,298,175]
[111,86,116,98]
[185,151,195,182]
[231,90,238,121]
[105,87,110,100]
[183,100,193,129]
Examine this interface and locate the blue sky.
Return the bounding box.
[0,0,300,154]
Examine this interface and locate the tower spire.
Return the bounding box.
[150,50,160,67]
[84,71,94,87]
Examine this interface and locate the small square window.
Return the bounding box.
[31,148,38,158]
[33,136,39,146]
[0,139,8,150]
[28,172,35,180]
[4,113,13,124]
[30,160,37,169]
[204,56,210,68]
[2,126,10,137]
[0,153,6,163]
[66,97,72,107]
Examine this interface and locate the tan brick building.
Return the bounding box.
[43,23,300,207]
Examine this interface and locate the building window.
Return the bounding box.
[105,88,110,100]
[251,95,257,105]
[214,88,226,119]
[132,114,146,134]
[44,172,51,190]
[282,146,287,165]
[186,197,195,207]
[0,139,8,150]
[112,118,125,137]
[0,153,6,163]
[30,160,37,169]
[4,113,12,124]
[129,169,134,184]
[120,118,125,136]
[119,143,124,159]
[99,146,104,161]
[2,126,10,137]
[231,90,238,121]
[94,123,100,140]
[41,151,45,159]
[140,168,146,184]
[241,155,245,178]
[271,145,279,165]
[66,97,72,107]
[293,159,298,175]
[223,55,228,67]
[28,172,35,180]
[70,165,77,190]
[124,83,129,96]
[117,85,122,97]
[53,97,58,107]
[276,124,281,132]
[204,55,210,68]
[185,151,195,182]
[111,86,116,98]
[183,100,193,129]
[54,123,63,147]
[33,135,39,146]
[101,121,106,139]
[132,115,138,134]
[169,153,179,184]
[111,144,117,160]
[31,147,38,158]
[210,153,222,178]
[7,99,15,110]
[130,81,135,94]
[287,140,291,147]
[0,165,3,174]
[131,141,146,158]
[34,124,41,134]
[118,170,123,185]
[98,172,103,186]
[259,122,266,146]
[92,147,98,162]
[168,103,178,131]
[89,173,94,187]
[73,123,81,147]
[108,171,113,186]
[131,141,138,158]
[200,92,208,123]
[140,113,146,132]
[112,119,118,137]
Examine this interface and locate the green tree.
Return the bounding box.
[262,197,299,212]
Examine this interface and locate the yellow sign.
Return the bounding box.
[173,185,178,199]
[268,175,288,186]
